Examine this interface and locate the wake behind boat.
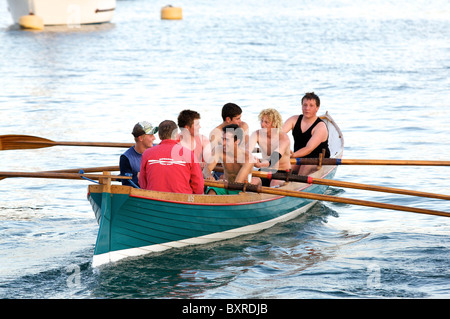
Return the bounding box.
[6,0,116,26]
[88,112,344,267]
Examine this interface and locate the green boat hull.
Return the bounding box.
[88,169,336,267]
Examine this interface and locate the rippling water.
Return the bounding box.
[1,0,449,299]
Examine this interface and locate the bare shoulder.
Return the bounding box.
[209,126,222,139]
[279,131,290,141]
[311,120,329,137]
[240,121,249,131]
[285,115,299,122]
[282,115,299,132]
[316,120,329,131]
[278,132,291,151]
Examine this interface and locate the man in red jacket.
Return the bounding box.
[139,120,204,194]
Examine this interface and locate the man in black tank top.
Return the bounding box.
[292,115,330,158]
[282,92,330,174]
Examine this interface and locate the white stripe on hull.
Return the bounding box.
[92,200,316,268]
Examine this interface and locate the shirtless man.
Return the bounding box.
[203,124,257,195]
[209,103,249,153]
[248,108,291,187]
[177,109,211,169]
[283,92,330,175]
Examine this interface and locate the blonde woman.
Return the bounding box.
[248,108,291,187]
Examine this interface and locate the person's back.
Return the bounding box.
[139,120,204,194]
[177,109,211,168]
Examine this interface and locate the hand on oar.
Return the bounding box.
[0,134,133,151]
[204,180,450,218]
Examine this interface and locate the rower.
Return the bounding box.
[248,108,291,187]
[282,92,330,175]
[119,121,158,188]
[203,124,258,195]
[139,120,204,194]
[177,109,212,170]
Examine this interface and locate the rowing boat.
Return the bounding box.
[88,112,344,267]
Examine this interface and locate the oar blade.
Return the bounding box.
[0,135,55,151]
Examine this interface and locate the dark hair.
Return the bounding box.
[158,120,178,140]
[177,109,200,128]
[222,124,243,144]
[132,123,145,138]
[221,103,242,121]
[301,92,320,107]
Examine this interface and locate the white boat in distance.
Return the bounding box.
[7,0,116,26]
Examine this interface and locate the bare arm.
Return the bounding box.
[278,132,291,157]
[241,121,250,146]
[201,135,212,167]
[202,149,220,180]
[282,115,298,134]
[235,161,254,183]
[247,130,260,165]
[209,127,222,155]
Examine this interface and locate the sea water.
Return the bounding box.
[0,0,449,300]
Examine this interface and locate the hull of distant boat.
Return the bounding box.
[6,0,116,26]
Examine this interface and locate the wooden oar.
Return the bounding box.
[0,134,263,153]
[213,166,450,200]
[0,165,120,181]
[252,170,450,201]
[204,180,450,218]
[0,134,133,151]
[291,158,450,166]
[0,171,129,181]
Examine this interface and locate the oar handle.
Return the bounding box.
[266,171,312,184]
[291,158,450,166]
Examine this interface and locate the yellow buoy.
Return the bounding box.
[161,5,182,20]
[19,13,44,30]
